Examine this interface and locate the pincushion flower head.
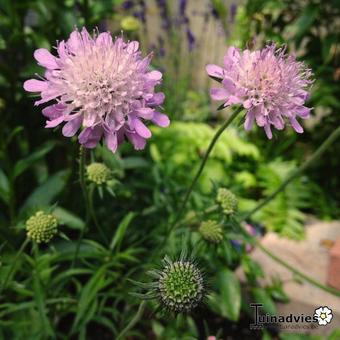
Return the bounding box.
[206,44,313,139]
[24,28,170,153]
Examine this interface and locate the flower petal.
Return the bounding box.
[45,115,64,128]
[210,88,229,101]
[206,64,224,79]
[290,117,303,133]
[126,132,146,150]
[136,108,154,119]
[152,112,170,127]
[79,126,102,148]
[105,131,118,153]
[62,116,82,137]
[42,103,66,119]
[264,124,273,139]
[133,118,152,138]
[244,110,255,131]
[34,48,59,69]
[127,41,139,53]
[146,70,162,81]
[23,79,48,92]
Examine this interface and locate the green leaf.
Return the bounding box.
[20,170,70,213]
[0,168,10,204]
[13,141,56,178]
[73,265,111,330]
[53,207,85,230]
[122,157,149,169]
[110,212,135,251]
[208,269,241,321]
[251,287,277,315]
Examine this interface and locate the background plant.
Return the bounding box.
[0,0,339,339]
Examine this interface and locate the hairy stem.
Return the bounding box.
[168,106,243,237]
[72,146,90,267]
[239,125,340,297]
[254,238,340,297]
[116,301,146,340]
[242,125,340,221]
[88,185,108,244]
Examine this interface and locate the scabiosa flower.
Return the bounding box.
[154,256,205,313]
[23,28,170,153]
[133,255,205,314]
[86,162,112,185]
[26,211,58,243]
[206,44,313,139]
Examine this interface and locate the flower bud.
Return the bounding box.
[86,162,112,185]
[26,211,58,243]
[199,220,223,244]
[216,188,238,215]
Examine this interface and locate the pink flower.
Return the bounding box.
[206,44,313,139]
[24,28,169,152]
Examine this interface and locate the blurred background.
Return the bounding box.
[0,0,339,339]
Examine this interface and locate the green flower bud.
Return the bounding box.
[86,162,111,185]
[216,188,238,215]
[156,257,204,313]
[199,220,223,244]
[121,16,140,31]
[26,211,58,243]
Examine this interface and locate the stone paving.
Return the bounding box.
[237,217,340,336]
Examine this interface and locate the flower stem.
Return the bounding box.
[88,185,108,244]
[239,125,340,297]
[1,238,29,292]
[242,125,340,221]
[72,146,90,267]
[168,106,243,235]
[116,301,146,340]
[253,238,340,297]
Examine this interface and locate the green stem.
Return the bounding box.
[88,185,108,244]
[167,107,243,238]
[72,146,90,267]
[254,239,340,297]
[1,238,29,292]
[239,125,340,297]
[116,301,146,340]
[242,125,340,221]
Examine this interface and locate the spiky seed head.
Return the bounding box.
[26,211,58,243]
[216,188,238,215]
[199,220,223,244]
[157,258,204,313]
[86,162,112,185]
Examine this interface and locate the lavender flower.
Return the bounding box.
[206,44,313,139]
[24,28,169,152]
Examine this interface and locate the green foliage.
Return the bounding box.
[253,161,314,239]
[0,0,338,338]
[150,121,259,192]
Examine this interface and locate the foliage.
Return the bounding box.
[0,0,339,339]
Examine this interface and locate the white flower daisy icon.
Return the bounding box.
[314,306,333,326]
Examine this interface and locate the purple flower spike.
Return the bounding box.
[24,28,170,153]
[206,44,313,139]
